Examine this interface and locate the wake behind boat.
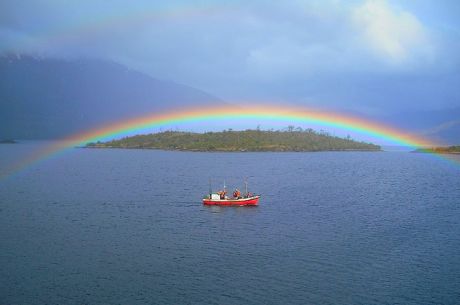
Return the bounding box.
[203,180,260,206]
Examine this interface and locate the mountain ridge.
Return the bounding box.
[0,55,224,139]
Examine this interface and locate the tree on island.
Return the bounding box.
[86,127,381,152]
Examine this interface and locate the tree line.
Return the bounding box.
[86,128,381,152]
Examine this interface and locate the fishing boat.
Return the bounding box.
[203,194,260,206]
[203,180,260,206]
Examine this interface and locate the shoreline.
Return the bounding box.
[412,151,460,155]
[81,146,382,153]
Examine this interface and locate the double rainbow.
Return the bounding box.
[19,4,230,51]
[1,104,457,179]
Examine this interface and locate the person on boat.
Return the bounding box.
[218,190,227,200]
[233,188,241,199]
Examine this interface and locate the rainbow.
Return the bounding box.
[1,104,458,179]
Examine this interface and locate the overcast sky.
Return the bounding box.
[1,0,459,115]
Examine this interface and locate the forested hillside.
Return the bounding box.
[86,128,381,152]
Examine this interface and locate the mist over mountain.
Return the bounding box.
[0,55,223,139]
[379,108,460,145]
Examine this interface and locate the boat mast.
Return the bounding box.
[209,178,212,195]
[244,178,248,195]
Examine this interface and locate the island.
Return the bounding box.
[85,128,381,152]
[413,145,460,154]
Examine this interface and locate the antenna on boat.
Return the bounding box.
[223,180,226,192]
[209,178,212,195]
[244,178,248,196]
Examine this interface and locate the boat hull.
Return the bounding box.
[203,195,260,206]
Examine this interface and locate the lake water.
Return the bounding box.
[1,142,460,304]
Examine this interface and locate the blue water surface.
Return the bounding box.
[1,142,460,304]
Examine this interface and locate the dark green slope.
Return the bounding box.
[86,129,381,152]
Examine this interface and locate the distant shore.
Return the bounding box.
[83,146,381,153]
[413,145,460,155]
[84,129,381,152]
[0,139,17,144]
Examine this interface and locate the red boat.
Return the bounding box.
[203,180,260,206]
[203,195,260,206]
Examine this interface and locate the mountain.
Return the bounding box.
[0,55,223,139]
[336,106,460,146]
[379,108,460,145]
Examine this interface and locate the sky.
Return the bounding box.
[1,0,460,116]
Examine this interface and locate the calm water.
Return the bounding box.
[1,142,460,305]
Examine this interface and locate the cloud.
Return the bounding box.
[352,0,431,64]
[0,0,458,113]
